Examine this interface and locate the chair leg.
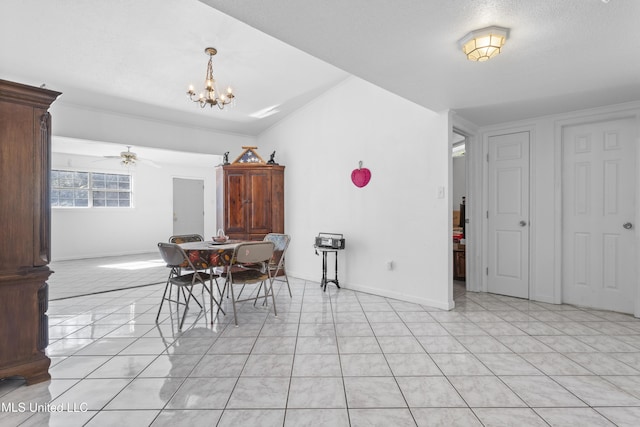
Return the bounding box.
[156,281,171,323]
[188,283,203,310]
[217,280,229,317]
[176,286,187,324]
[262,281,270,307]
[236,284,247,300]
[284,274,292,298]
[267,279,278,317]
[179,286,192,329]
[254,282,264,306]
[204,279,226,319]
[229,282,239,326]
[214,279,224,300]
[275,267,292,298]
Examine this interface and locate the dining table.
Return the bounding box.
[178,239,276,320]
[177,240,243,270]
[177,240,244,313]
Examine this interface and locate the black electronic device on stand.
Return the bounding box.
[314,233,345,291]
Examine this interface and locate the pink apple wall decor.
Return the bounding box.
[351,161,371,188]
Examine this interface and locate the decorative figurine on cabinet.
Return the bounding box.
[267,151,278,165]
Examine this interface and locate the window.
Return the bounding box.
[51,170,132,208]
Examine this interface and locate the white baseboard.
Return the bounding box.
[287,270,454,311]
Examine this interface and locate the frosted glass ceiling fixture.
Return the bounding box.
[458,26,509,62]
[187,47,235,109]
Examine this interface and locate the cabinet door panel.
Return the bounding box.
[225,172,247,233]
[0,101,34,271]
[271,169,285,233]
[247,170,271,234]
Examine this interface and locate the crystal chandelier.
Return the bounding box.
[187,47,235,109]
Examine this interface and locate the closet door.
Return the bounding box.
[487,131,530,299]
[562,117,637,314]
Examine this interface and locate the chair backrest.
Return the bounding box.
[233,241,275,264]
[168,234,203,244]
[264,233,290,265]
[158,242,192,268]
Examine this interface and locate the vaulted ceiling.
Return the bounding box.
[2,0,639,137]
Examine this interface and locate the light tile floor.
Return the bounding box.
[48,253,167,300]
[2,256,640,426]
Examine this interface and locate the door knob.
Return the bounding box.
[623,222,633,230]
[519,220,527,227]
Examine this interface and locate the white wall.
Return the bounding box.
[51,151,219,260]
[258,77,453,309]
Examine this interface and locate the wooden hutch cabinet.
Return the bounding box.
[216,147,284,241]
[0,79,60,385]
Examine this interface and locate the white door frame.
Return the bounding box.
[481,125,537,295]
[554,108,640,316]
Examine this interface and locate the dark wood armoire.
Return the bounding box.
[0,79,60,385]
[216,147,284,241]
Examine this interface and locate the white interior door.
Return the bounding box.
[487,131,530,299]
[562,117,637,313]
[173,178,204,237]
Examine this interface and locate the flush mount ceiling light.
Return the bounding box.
[187,47,235,109]
[458,26,509,62]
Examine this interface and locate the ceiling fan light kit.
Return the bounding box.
[103,146,138,166]
[102,146,160,168]
[458,26,509,62]
[118,146,137,167]
[187,47,235,110]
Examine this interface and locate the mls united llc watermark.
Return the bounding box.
[1,402,88,413]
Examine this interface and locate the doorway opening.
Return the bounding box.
[452,130,467,297]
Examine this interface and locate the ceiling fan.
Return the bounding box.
[103,146,160,168]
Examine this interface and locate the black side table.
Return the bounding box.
[316,247,342,291]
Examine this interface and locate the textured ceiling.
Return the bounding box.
[2,0,639,140]
[201,0,640,126]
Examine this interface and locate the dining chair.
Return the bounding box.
[223,241,277,326]
[156,242,225,329]
[168,234,204,244]
[169,233,224,304]
[260,233,292,298]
